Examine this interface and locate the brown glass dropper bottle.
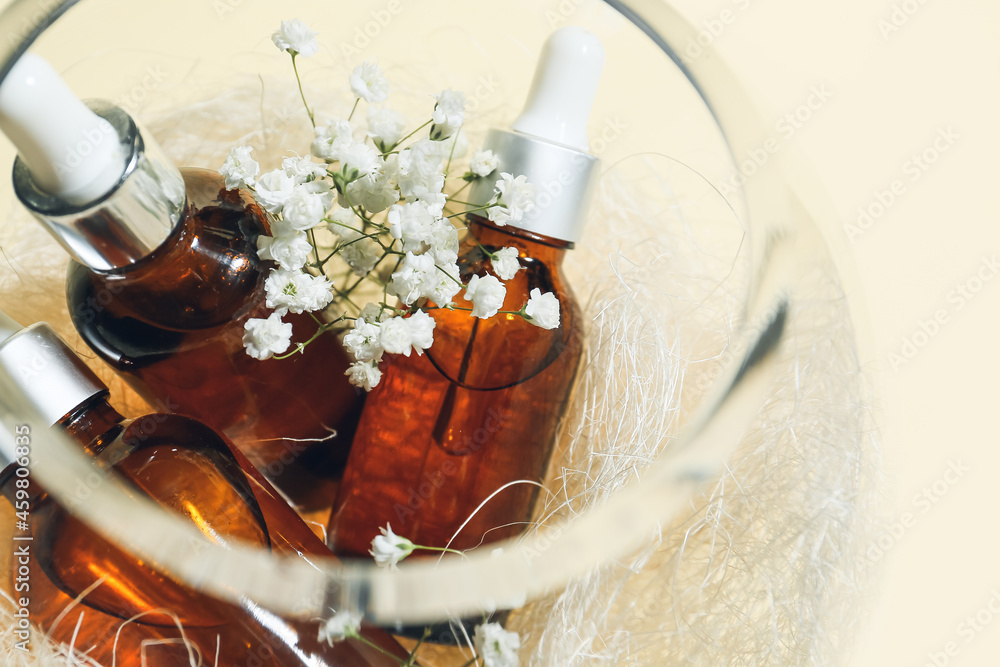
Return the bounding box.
[0,309,408,665]
[327,26,604,643]
[0,53,360,511]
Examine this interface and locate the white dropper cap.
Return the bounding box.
[511,26,605,152]
[0,53,126,206]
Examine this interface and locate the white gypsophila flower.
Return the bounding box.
[345,166,398,214]
[488,173,536,226]
[427,217,459,266]
[282,182,333,231]
[338,141,382,180]
[370,524,415,570]
[524,288,560,330]
[219,145,259,190]
[387,201,436,253]
[337,228,381,277]
[406,310,435,356]
[242,312,293,360]
[388,139,445,201]
[311,119,354,162]
[282,155,327,184]
[265,269,333,314]
[389,251,437,306]
[366,105,406,151]
[350,60,389,104]
[465,274,506,319]
[429,261,462,306]
[343,318,384,363]
[491,247,522,281]
[378,316,412,356]
[345,360,382,391]
[271,19,318,58]
[254,169,297,214]
[317,610,362,645]
[257,232,312,271]
[430,88,466,141]
[474,623,521,667]
[358,302,389,324]
[418,191,448,217]
[471,148,500,178]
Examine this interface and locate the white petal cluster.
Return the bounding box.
[271,19,318,58]
[257,232,312,271]
[474,623,521,667]
[219,146,259,191]
[491,247,521,281]
[254,169,297,214]
[488,173,536,226]
[366,106,405,151]
[282,182,333,231]
[524,288,560,330]
[465,274,507,319]
[345,361,382,391]
[369,524,415,570]
[265,269,334,315]
[470,148,499,178]
[388,252,463,308]
[430,88,466,141]
[388,139,445,202]
[345,170,398,214]
[243,313,293,360]
[317,610,362,645]
[350,60,389,104]
[311,119,355,162]
[282,155,327,183]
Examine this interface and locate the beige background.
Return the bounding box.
[662,0,1000,665]
[2,0,996,664]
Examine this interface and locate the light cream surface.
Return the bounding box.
[662,0,999,665]
[0,0,994,664]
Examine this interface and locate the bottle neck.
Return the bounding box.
[57,394,125,457]
[466,214,572,267]
[13,103,185,273]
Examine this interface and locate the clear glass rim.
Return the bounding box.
[0,0,866,625]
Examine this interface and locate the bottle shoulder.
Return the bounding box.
[66,170,272,331]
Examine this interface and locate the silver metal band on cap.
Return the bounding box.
[0,323,106,427]
[468,128,599,243]
[12,101,185,273]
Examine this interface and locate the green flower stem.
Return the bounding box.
[387,119,433,153]
[413,545,468,559]
[444,124,464,176]
[401,628,433,667]
[273,316,346,360]
[290,54,315,128]
[435,264,464,288]
[348,97,361,121]
[446,203,496,219]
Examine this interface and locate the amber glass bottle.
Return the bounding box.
[328,214,583,558]
[0,319,407,665]
[64,169,360,510]
[0,54,359,511]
